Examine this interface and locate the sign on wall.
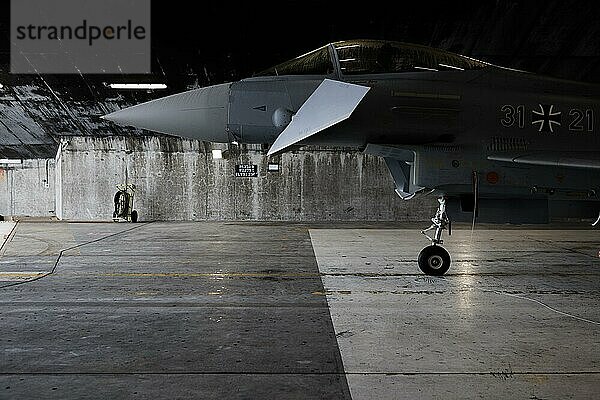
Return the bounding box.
[235,164,258,177]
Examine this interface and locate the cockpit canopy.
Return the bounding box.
[255,45,334,76]
[256,39,489,76]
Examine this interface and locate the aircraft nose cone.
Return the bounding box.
[102,82,231,142]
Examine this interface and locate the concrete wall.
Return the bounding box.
[0,159,56,219]
[57,136,437,222]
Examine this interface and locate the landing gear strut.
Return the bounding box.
[419,196,451,275]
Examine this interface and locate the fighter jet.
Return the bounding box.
[103,39,600,275]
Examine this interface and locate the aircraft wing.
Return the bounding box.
[487,152,600,170]
[267,79,370,156]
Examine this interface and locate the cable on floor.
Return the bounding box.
[0,222,153,289]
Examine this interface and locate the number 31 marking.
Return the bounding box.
[500,105,525,128]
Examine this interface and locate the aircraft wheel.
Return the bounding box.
[418,245,451,276]
[131,210,138,223]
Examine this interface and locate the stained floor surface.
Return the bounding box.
[0,222,350,399]
[0,222,598,399]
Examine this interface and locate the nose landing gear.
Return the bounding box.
[419,196,451,275]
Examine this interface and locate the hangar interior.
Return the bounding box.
[0,1,599,399]
[1,1,599,224]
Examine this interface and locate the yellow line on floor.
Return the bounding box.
[100,272,320,278]
[0,272,47,277]
[0,271,47,281]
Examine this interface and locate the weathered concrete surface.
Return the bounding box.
[310,227,600,399]
[57,136,437,222]
[0,159,56,218]
[0,222,350,399]
[1,221,598,399]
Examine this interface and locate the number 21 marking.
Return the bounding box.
[569,109,594,132]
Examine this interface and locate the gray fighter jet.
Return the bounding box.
[103,39,600,275]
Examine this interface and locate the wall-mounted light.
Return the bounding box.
[414,66,438,71]
[211,149,223,159]
[0,83,4,89]
[0,159,22,165]
[438,63,464,71]
[105,83,167,90]
[335,44,360,50]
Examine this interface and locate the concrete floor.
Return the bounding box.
[0,222,598,399]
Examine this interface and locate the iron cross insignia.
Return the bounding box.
[532,104,562,133]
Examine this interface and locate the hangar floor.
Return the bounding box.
[0,221,598,399]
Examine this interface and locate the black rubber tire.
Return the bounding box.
[131,210,138,223]
[114,191,130,218]
[418,245,451,276]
